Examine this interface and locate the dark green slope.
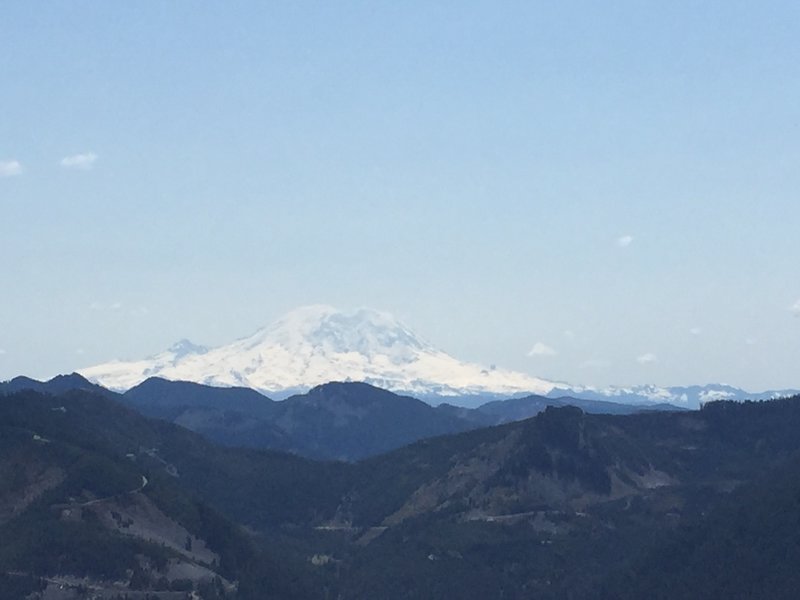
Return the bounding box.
[601,453,800,600]
[598,402,800,600]
[275,382,479,460]
[122,378,479,460]
[123,377,291,451]
[5,381,800,599]
[325,397,800,598]
[0,389,341,599]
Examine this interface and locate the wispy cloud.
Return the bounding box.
[690,327,702,336]
[0,160,23,177]
[616,235,633,248]
[0,348,7,355]
[791,299,800,317]
[528,342,557,357]
[636,352,657,364]
[90,301,148,317]
[60,152,98,170]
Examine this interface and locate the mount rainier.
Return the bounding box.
[79,305,796,408]
[79,305,558,400]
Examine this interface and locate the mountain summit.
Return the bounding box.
[79,305,558,398]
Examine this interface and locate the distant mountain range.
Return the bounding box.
[77,305,797,409]
[0,374,681,461]
[548,382,800,409]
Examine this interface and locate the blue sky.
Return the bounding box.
[2,2,799,390]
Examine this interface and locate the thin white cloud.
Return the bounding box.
[616,235,633,248]
[791,299,800,317]
[636,352,657,365]
[528,342,557,357]
[60,152,98,170]
[563,329,576,340]
[745,338,757,346]
[0,160,23,177]
[0,348,7,355]
[690,327,702,336]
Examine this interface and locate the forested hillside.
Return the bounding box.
[3,386,800,598]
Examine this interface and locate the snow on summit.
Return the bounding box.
[79,305,558,398]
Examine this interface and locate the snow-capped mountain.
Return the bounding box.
[79,305,560,399]
[78,305,798,407]
[547,383,798,409]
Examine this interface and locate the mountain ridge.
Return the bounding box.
[2,374,683,461]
